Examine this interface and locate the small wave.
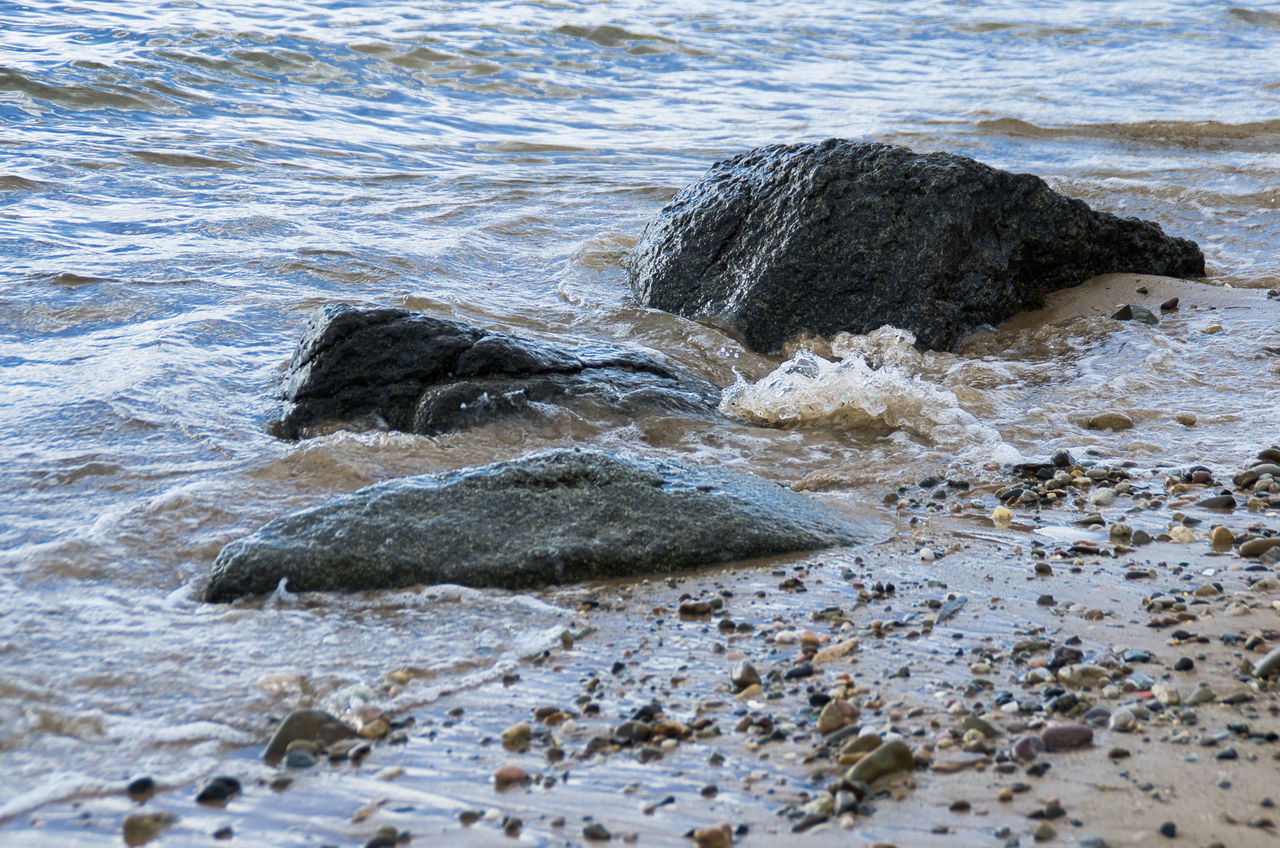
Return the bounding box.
[553,23,677,49]
[0,175,50,192]
[720,327,1018,461]
[1228,7,1280,28]
[128,149,246,170]
[976,116,1280,149]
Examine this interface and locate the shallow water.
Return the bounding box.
[2,0,1280,833]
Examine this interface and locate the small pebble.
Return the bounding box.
[493,764,528,789]
[1159,821,1177,838]
[195,776,240,805]
[583,821,612,841]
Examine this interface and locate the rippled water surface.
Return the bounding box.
[3,0,1280,833]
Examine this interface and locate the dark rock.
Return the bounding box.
[195,776,241,805]
[206,449,864,600]
[125,776,155,801]
[784,662,815,680]
[1111,304,1159,324]
[629,140,1203,353]
[273,304,721,439]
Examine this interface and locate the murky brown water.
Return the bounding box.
[2,1,1280,842]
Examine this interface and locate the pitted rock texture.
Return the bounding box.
[274,304,721,438]
[205,449,865,600]
[629,140,1204,353]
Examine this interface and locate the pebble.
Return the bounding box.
[992,506,1014,527]
[283,748,317,769]
[691,823,732,848]
[1209,525,1235,546]
[1158,821,1177,838]
[816,700,850,734]
[493,764,528,789]
[1086,412,1134,431]
[1254,647,1280,679]
[125,776,155,801]
[122,812,178,847]
[195,776,241,805]
[1240,537,1280,558]
[1112,303,1158,324]
[501,722,532,752]
[1014,735,1046,762]
[730,660,760,691]
[583,821,612,841]
[1109,709,1138,733]
[1033,821,1056,841]
[845,740,914,785]
[1089,487,1116,507]
[262,709,355,765]
[1169,525,1196,544]
[1041,724,1093,752]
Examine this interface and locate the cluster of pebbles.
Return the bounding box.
[110,449,1279,848]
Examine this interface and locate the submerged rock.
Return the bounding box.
[274,304,721,439]
[205,449,864,600]
[629,140,1203,353]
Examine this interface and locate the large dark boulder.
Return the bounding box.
[274,304,721,439]
[629,140,1205,353]
[204,449,865,601]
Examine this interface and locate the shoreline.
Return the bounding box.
[10,447,1279,848]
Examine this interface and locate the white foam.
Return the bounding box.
[721,326,1021,463]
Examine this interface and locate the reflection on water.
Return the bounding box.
[2,0,1280,829]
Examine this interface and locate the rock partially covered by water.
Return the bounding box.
[204,449,864,601]
[629,140,1204,353]
[274,304,721,438]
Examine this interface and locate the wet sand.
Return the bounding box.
[14,451,1279,847]
[8,275,1280,847]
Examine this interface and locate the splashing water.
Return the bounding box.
[721,326,1023,463]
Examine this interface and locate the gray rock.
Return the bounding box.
[206,449,864,600]
[1255,647,1280,679]
[1041,723,1093,752]
[1014,734,1047,761]
[630,140,1203,353]
[274,304,721,439]
[1111,304,1159,324]
[262,709,355,765]
[844,739,915,785]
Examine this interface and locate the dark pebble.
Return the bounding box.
[1216,747,1238,761]
[583,822,611,841]
[1173,657,1195,672]
[784,662,815,680]
[196,776,241,805]
[213,825,233,840]
[949,800,971,813]
[1026,762,1051,778]
[1036,594,1055,607]
[791,813,829,833]
[126,777,155,801]
[1159,821,1177,838]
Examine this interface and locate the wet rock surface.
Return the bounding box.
[205,448,865,600]
[629,140,1204,353]
[273,304,722,439]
